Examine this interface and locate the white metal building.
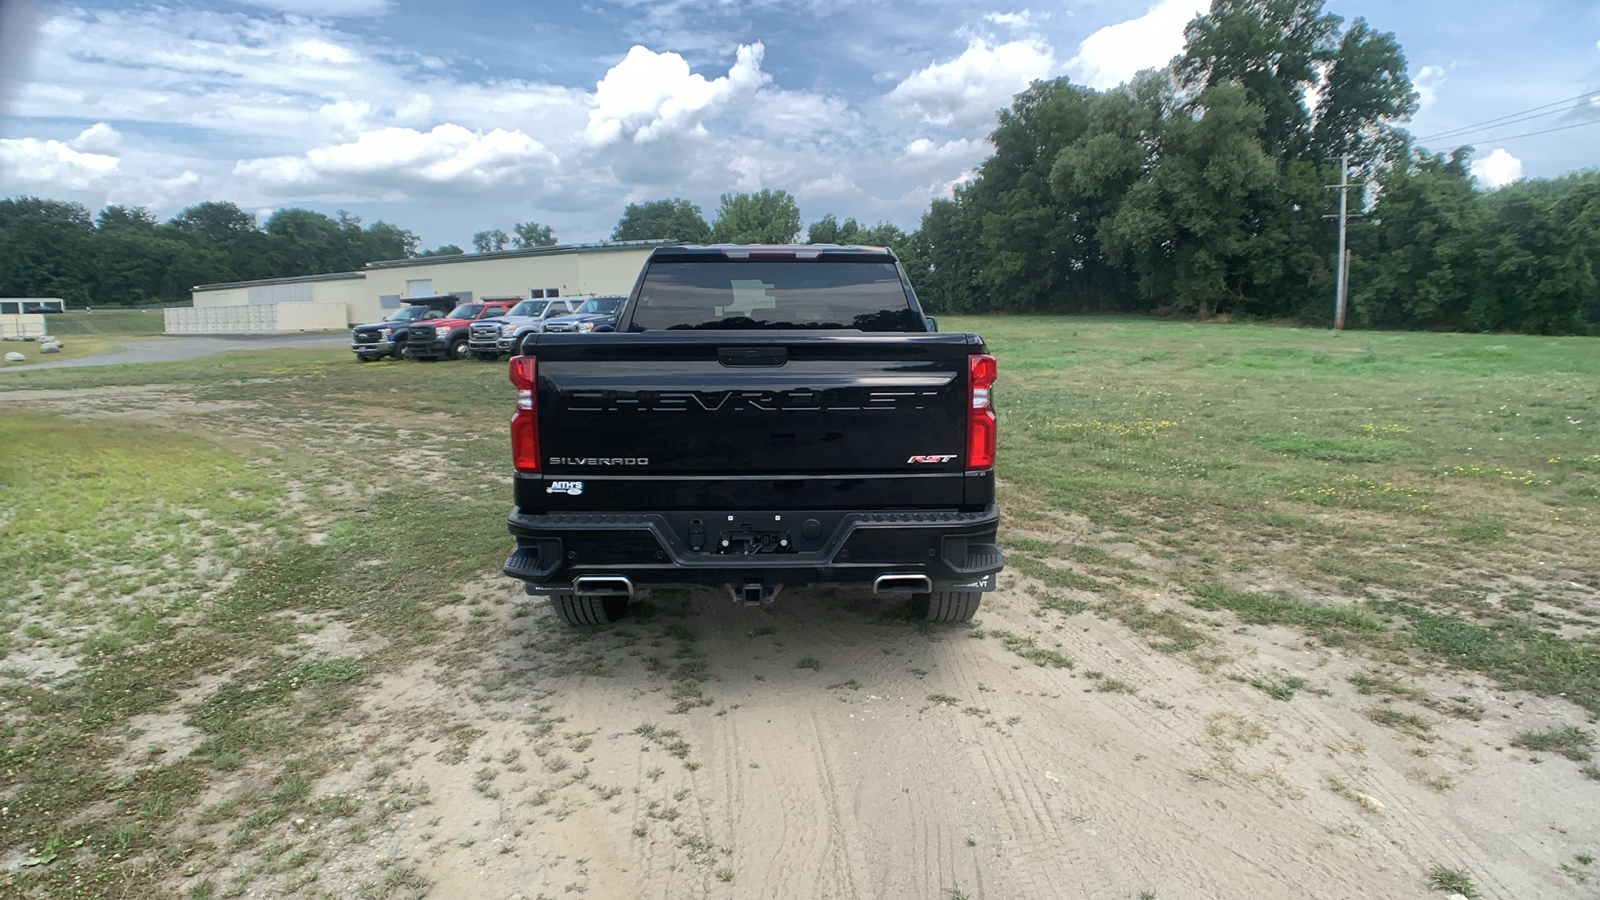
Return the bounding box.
[177,241,664,334]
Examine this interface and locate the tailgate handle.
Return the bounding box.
[718,346,787,367]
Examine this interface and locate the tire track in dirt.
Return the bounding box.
[312,577,1600,900]
[926,629,1102,899]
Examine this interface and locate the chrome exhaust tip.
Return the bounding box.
[873,574,933,594]
[572,575,634,597]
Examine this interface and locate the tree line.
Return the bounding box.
[0,200,432,306]
[2,0,1594,332]
[896,0,1598,334]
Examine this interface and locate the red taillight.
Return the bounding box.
[509,356,539,473]
[966,354,996,470]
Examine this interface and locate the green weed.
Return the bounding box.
[1511,726,1595,761]
[1426,865,1478,897]
[1190,584,1384,635]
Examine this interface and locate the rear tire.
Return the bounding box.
[910,591,982,623]
[550,590,627,626]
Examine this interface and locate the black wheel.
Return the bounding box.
[448,338,470,360]
[392,340,407,360]
[910,591,982,623]
[513,335,532,356]
[550,590,627,626]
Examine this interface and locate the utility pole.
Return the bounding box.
[1323,154,1362,331]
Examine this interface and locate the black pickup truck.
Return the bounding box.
[500,245,1003,626]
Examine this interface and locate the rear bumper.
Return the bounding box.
[504,505,1003,593]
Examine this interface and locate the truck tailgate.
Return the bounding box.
[525,331,984,509]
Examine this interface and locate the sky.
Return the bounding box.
[0,0,1596,252]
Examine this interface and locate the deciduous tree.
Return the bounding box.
[513,221,557,248]
[472,229,511,253]
[612,199,711,243]
[710,190,802,244]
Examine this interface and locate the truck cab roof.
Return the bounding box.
[648,244,898,263]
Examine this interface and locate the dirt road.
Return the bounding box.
[0,332,350,371]
[271,575,1594,900]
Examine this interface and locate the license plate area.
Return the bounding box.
[716,526,794,555]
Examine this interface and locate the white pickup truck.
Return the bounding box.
[467,297,579,360]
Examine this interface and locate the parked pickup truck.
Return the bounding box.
[407,299,518,361]
[540,295,624,333]
[349,297,455,361]
[500,244,1003,626]
[467,297,578,360]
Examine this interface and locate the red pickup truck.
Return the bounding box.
[406,299,518,360]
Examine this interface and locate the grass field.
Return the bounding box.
[0,316,1596,897]
[983,318,1600,712]
[43,311,166,337]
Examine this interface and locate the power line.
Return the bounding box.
[1416,102,1593,144]
[1414,89,1600,143]
[1434,117,1600,147]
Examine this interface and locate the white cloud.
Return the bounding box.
[984,11,1036,29]
[107,169,203,209]
[9,8,587,147]
[900,137,985,163]
[0,124,121,189]
[747,88,855,140]
[295,38,359,63]
[235,0,391,16]
[69,122,122,154]
[1066,0,1206,90]
[900,168,980,206]
[1414,64,1445,111]
[234,124,558,198]
[587,43,769,145]
[798,173,862,199]
[889,39,1056,129]
[1471,148,1523,189]
[728,155,766,191]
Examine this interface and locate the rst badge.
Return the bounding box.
[546,481,584,496]
[907,455,957,464]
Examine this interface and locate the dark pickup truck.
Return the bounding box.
[500,244,1003,626]
[349,297,456,361]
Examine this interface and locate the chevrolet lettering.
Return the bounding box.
[500,244,1003,627]
[567,388,944,413]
